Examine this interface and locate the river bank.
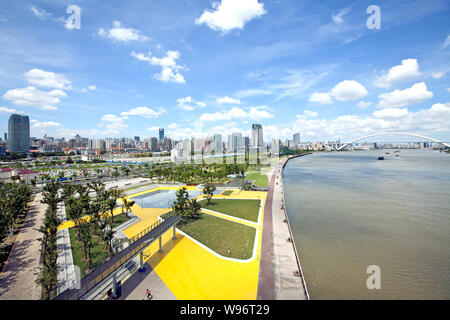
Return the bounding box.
[257,153,311,300]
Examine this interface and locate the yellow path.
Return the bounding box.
[58,186,267,300]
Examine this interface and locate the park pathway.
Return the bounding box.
[0,193,46,300]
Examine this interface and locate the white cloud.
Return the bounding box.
[304,110,318,117]
[372,108,409,119]
[168,123,179,129]
[377,82,433,108]
[309,92,332,104]
[176,96,206,111]
[357,101,372,109]
[330,80,368,101]
[98,21,148,43]
[431,72,445,79]
[235,88,272,98]
[100,114,128,134]
[0,106,24,114]
[216,96,241,104]
[120,106,166,118]
[447,88,450,93]
[2,86,66,110]
[374,59,421,88]
[147,126,159,132]
[200,106,272,122]
[195,0,266,33]
[292,102,450,141]
[30,6,51,19]
[131,50,185,84]
[31,120,62,128]
[24,68,72,89]
[88,85,98,90]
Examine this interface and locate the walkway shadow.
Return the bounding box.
[115,234,185,300]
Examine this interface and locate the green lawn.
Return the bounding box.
[69,213,130,278]
[221,190,233,196]
[164,213,256,260]
[245,171,268,187]
[198,199,261,222]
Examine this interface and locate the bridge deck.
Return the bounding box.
[53,215,181,300]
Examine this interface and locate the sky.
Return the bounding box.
[0,0,449,143]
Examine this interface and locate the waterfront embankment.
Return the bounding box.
[258,153,311,300]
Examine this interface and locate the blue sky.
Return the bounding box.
[0,0,449,142]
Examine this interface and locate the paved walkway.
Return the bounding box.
[0,193,46,300]
[120,263,177,300]
[272,158,307,300]
[257,173,276,299]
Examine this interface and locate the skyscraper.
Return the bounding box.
[293,133,300,145]
[8,114,30,153]
[251,124,263,148]
[213,134,222,153]
[159,128,164,141]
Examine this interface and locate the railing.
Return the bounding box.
[53,215,181,300]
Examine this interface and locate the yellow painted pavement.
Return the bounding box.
[58,185,267,300]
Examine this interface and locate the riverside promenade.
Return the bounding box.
[258,155,309,300]
[0,193,46,300]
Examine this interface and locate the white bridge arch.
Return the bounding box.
[331,132,450,151]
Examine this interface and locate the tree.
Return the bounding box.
[171,187,201,224]
[79,223,94,270]
[203,183,216,206]
[122,198,135,218]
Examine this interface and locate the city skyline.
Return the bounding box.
[0,1,449,142]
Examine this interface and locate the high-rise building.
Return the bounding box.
[251,123,263,148]
[213,134,222,153]
[3,132,7,141]
[8,114,30,153]
[159,128,164,141]
[293,133,300,145]
[231,132,243,151]
[134,136,140,142]
[150,137,158,151]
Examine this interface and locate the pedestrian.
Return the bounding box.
[146,289,153,300]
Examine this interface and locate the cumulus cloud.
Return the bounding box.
[374,59,421,88]
[98,21,148,43]
[304,110,318,117]
[100,114,128,134]
[372,108,409,119]
[24,68,72,89]
[31,119,62,128]
[176,96,206,111]
[330,80,368,101]
[309,80,367,104]
[120,106,166,118]
[377,82,433,108]
[200,106,272,122]
[195,0,266,33]
[292,102,450,141]
[168,123,179,129]
[3,86,66,110]
[0,106,24,114]
[216,96,241,104]
[357,101,372,109]
[131,50,185,84]
[309,92,332,104]
[88,85,98,90]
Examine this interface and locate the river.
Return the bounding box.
[283,149,450,299]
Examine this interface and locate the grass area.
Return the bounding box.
[221,190,233,196]
[163,212,256,260]
[198,199,260,222]
[245,171,268,187]
[69,213,130,278]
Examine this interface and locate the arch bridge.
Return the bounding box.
[327,132,450,151]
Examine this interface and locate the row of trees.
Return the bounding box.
[0,182,33,250]
[36,180,135,299]
[147,163,248,184]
